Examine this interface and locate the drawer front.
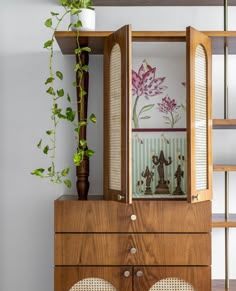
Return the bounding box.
[55,266,132,291]
[55,233,211,266]
[55,199,211,233]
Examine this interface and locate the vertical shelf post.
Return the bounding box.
[224,0,230,289]
[76,51,90,200]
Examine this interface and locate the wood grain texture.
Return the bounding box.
[213,119,236,129]
[103,25,132,203]
[55,266,132,291]
[186,26,212,203]
[212,213,236,228]
[213,165,236,171]
[133,266,211,291]
[212,280,236,291]
[55,31,236,55]
[93,0,236,6]
[54,199,211,233]
[55,233,211,266]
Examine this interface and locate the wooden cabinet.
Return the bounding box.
[52,16,236,290]
[54,196,211,291]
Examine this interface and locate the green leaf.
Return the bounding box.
[56,71,63,80]
[31,168,45,176]
[68,23,72,30]
[74,64,81,72]
[44,18,52,28]
[46,130,54,135]
[43,145,49,154]
[57,88,64,97]
[46,87,55,95]
[79,121,87,127]
[67,94,71,102]
[66,107,76,122]
[140,116,151,119]
[89,113,96,123]
[82,65,88,72]
[74,48,81,55]
[80,139,87,148]
[74,127,79,133]
[61,168,70,176]
[48,166,52,172]
[81,47,91,53]
[64,179,72,188]
[37,139,42,149]
[51,11,59,16]
[44,39,53,48]
[85,149,95,157]
[71,8,80,15]
[45,77,54,85]
[73,151,84,166]
[73,20,82,28]
[138,104,155,117]
[60,0,67,5]
[72,81,78,87]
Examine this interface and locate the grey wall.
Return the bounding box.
[1,3,236,291]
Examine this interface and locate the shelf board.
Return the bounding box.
[212,280,236,290]
[212,214,236,228]
[213,165,236,171]
[93,0,236,6]
[55,31,236,55]
[213,119,236,129]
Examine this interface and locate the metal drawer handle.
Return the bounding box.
[117,194,125,201]
[123,270,131,277]
[130,214,137,221]
[130,247,137,254]
[136,271,143,277]
[192,194,200,201]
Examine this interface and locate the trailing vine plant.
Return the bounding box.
[31,0,96,188]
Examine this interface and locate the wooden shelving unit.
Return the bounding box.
[212,214,236,228]
[213,165,236,171]
[212,280,236,291]
[55,31,236,55]
[93,0,236,6]
[213,119,236,129]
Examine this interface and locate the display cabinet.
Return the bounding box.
[54,13,236,291]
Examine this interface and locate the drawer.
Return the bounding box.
[55,266,132,291]
[55,233,211,266]
[55,198,211,233]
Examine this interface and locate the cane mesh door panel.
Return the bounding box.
[104,25,132,203]
[149,277,195,291]
[69,278,116,291]
[186,26,212,203]
[109,43,122,191]
[194,44,207,191]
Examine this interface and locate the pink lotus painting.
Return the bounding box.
[132,60,167,128]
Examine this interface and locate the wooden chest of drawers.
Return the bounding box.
[54,196,211,291]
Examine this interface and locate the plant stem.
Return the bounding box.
[49,9,69,178]
[132,95,140,128]
[170,111,174,128]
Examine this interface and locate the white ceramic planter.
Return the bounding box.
[71,8,95,31]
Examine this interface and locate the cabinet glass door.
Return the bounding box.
[103,25,132,204]
[186,27,212,203]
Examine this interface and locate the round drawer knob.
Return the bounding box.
[136,271,143,277]
[123,270,130,277]
[130,247,137,254]
[130,214,137,221]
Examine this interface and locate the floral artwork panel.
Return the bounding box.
[132,131,187,199]
[132,53,186,129]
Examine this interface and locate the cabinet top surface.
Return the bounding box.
[93,0,236,6]
[55,31,236,55]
